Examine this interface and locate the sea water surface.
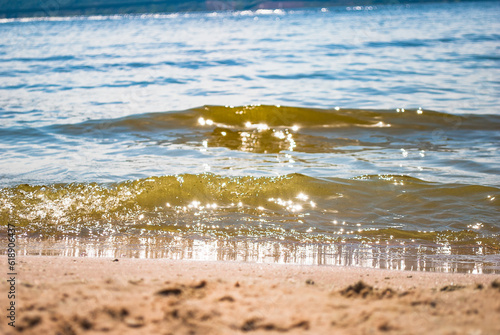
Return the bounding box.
[0,1,499,272]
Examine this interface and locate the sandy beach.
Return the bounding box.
[0,256,499,335]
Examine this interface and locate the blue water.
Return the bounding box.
[0,1,499,272]
[0,1,499,186]
[1,2,499,123]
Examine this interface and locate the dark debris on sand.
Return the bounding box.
[240,318,310,332]
[440,285,465,292]
[340,281,396,299]
[156,288,182,296]
[340,281,374,298]
[491,280,500,290]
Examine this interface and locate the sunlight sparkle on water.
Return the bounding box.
[296,193,308,201]
[468,223,484,230]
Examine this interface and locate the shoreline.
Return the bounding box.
[1,256,499,334]
[5,235,500,274]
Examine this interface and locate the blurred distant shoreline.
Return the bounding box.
[0,0,494,19]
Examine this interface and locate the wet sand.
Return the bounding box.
[1,256,499,335]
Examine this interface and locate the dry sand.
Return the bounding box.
[1,256,499,335]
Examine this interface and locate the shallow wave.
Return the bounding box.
[1,105,498,188]
[53,105,500,131]
[1,173,498,250]
[48,105,500,156]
